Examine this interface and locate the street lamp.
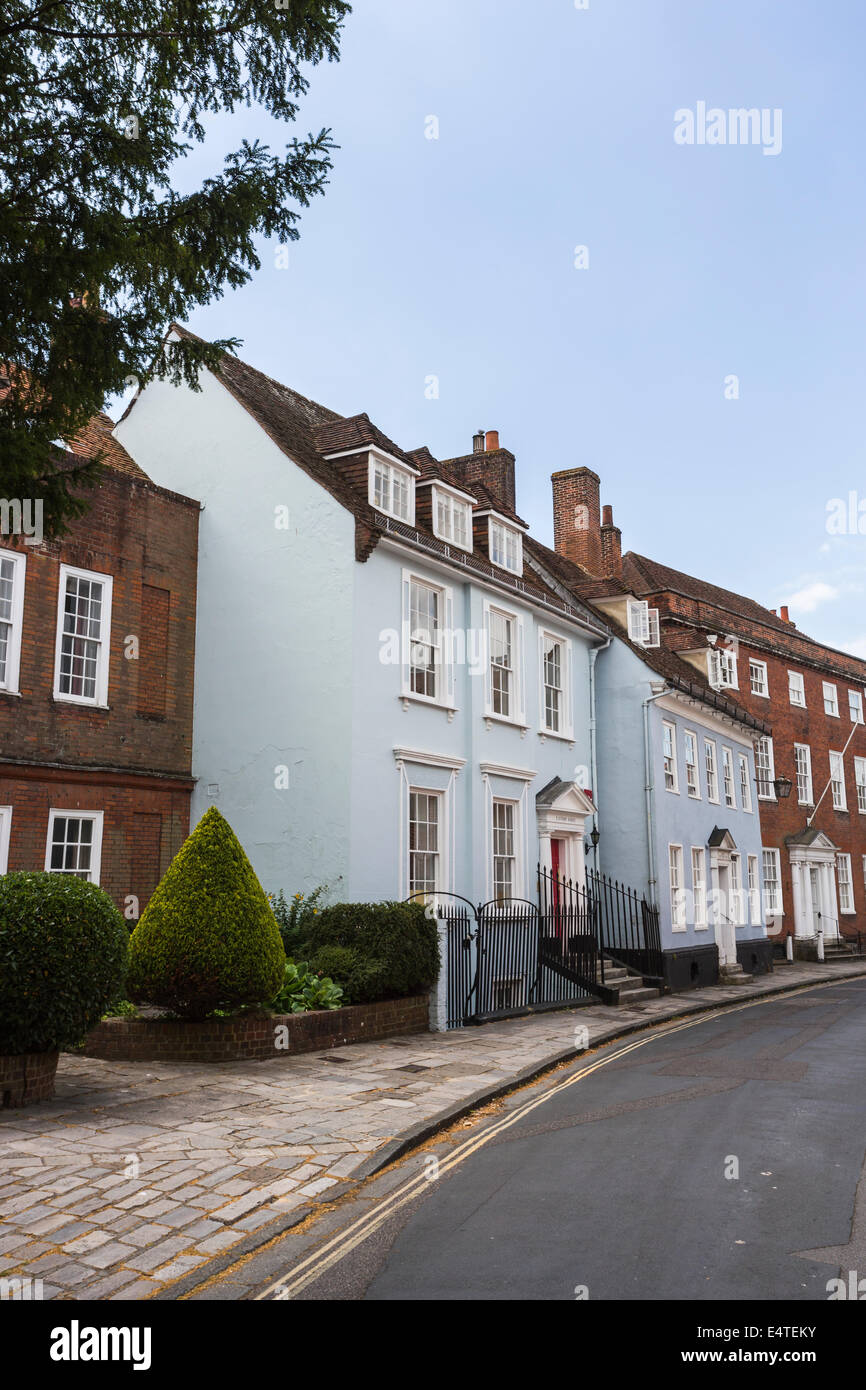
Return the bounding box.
[590,824,600,850]
[773,775,793,800]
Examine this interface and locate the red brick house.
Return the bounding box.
[551,465,866,959]
[0,415,199,917]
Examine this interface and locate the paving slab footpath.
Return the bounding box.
[2,957,865,1301]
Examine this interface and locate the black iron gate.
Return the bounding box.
[422,864,663,1029]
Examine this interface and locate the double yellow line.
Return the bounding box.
[259,985,823,1301]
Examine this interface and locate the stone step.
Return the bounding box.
[612,986,660,1005]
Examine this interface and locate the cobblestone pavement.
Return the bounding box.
[2,958,865,1301]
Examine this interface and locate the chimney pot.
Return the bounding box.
[780,605,790,623]
[485,429,499,452]
[602,504,613,527]
[472,430,485,453]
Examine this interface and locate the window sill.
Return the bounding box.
[400,694,457,721]
[51,697,110,711]
[538,729,575,746]
[0,688,22,699]
[484,713,529,737]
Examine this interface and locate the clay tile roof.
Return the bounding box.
[622,552,798,637]
[315,414,419,471]
[525,536,771,736]
[407,446,437,470]
[69,411,149,479]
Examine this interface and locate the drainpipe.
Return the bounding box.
[589,634,612,871]
[643,681,670,906]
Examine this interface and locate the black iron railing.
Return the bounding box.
[585,867,664,982]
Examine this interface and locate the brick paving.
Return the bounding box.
[2,957,865,1301]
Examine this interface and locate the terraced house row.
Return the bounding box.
[2,328,864,1024]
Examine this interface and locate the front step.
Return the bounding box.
[593,961,663,1007]
[717,963,756,986]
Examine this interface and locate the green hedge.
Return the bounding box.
[127,807,285,1020]
[293,901,440,1005]
[0,872,128,1054]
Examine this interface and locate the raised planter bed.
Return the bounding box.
[0,1050,60,1107]
[82,994,430,1064]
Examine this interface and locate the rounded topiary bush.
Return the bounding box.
[127,807,286,1020]
[0,872,129,1055]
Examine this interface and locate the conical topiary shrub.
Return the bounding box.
[126,807,286,1020]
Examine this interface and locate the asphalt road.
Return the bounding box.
[228,978,866,1302]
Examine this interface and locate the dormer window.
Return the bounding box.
[433,486,472,552]
[369,454,414,524]
[627,599,660,648]
[709,645,738,690]
[489,518,522,574]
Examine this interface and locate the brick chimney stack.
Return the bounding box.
[551,467,605,574]
[443,429,516,514]
[600,503,622,579]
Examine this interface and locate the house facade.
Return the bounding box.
[113,332,607,917]
[550,463,866,961]
[530,542,771,989]
[0,415,199,916]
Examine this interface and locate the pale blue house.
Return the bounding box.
[114,331,607,935]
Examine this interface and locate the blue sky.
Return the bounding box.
[122,0,866,655]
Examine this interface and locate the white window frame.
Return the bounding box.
[749,659,769,698]
[0,806,11,873]
[837,853,855,914]
[830,751,847,811]
[747,854,760,925]
[755,735,776,801]
[704,738,719,804]
[538,629,574,740]
[431,485,473,552]
[691,847,707,929]
[823,681,839,718]
[762,847,782,916]
[722,746,736,809]
[684,730,701,799]
[53,564,113,707]
[0,548,26,695]
[855,756,866,815]
[730,852,744,925]
[662,721,679,793]
[709,645,738,690]
[849,689,864,725]
[491,797,521,902]
[794,743,813,806]
[487,517,523,575]
[669,844,686,932]
[626,599,660,648]
[368,452,415,524]
[788,671,806,707]
[45,809,104,883]
[400,570,455,710]
[738,753,753,813]
[407,787,445,902]
[484,599,526,726]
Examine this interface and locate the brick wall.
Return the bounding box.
[0,466,199,913]
[654,605,866,939]
[0,1050,59,1107]
[83,995,431,1063]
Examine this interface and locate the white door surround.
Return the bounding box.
[708,828,739,966]
[536,780,595,888]
[787,830,840,943]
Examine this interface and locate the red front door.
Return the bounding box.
[550,839,563,926]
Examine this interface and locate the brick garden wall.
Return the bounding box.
[82,996,431,1064]
[0,1050,59,1107]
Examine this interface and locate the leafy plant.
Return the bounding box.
[271,960,343,1014]
[127,807,285,1020]
[0,0,350,534]
[0,872,128,1054]
[102,999,138,1019]
[295,901,440,1005]
[268,884,330,955]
